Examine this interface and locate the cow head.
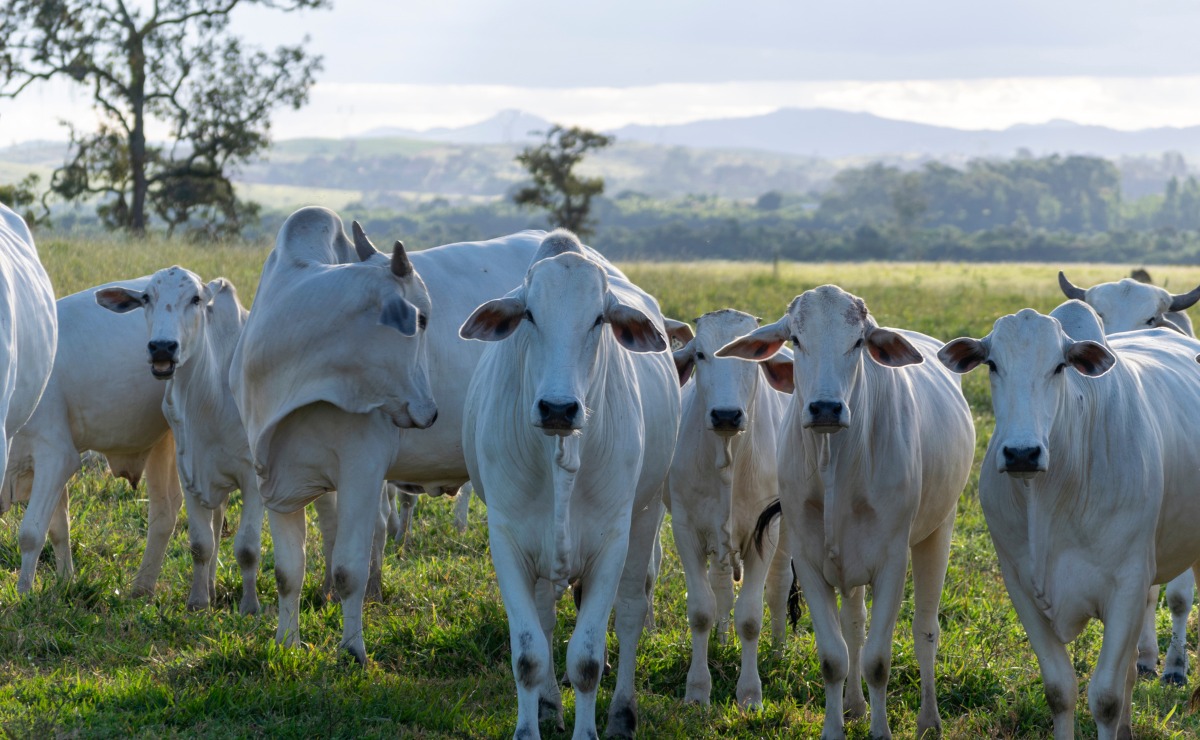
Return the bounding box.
[1058,271,1200,335]
[675,309,790,435]
[717,285,920,433]
[460,231,665,436]
[96,266,230,379]
[938,308,1115,478]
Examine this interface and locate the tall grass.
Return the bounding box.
[1,236,1198,738]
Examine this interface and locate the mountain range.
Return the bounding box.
[362,108,1200,160]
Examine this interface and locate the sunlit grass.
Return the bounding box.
[1,238,1197,737]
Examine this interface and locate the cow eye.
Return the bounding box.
[1147,318,1156,326]
[191,295,202,305]
[695,351,706,361]
[854,338,863,348]
[418,313,428,331]
[593,315,603,328]
[985,360,997,373]
[524,310,535,326]
[1053,363,1066,375]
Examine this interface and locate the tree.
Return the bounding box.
[0,172,48,227]
[513,125,613,238]
[0,0,326,237]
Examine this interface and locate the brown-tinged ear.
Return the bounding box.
[672,341,695,386]
[937,337,987,374]
[96,287,146,313]
[663,318,694,350]
[605,299,667,353]
[866,327,923,367]
[1065,340,1115,377]
[715,319,788,361]
[761,355,794,394]
[459,297,526,342]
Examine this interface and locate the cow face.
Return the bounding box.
[1059,272,1200,335]
[461,250,665,436]
[96,266,216,379]
[676,310,783,435]
[938,308,1115,478]
[718,285,921,433]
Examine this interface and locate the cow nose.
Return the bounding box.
[709,408,745,432]
[808,400,843,419]
[148,339,179,360]
[1002,445,1043,472]
[537,399,580,429]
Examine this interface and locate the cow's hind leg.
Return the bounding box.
[132,432,182,597]
[734,527,774,708]
[1161,568,1194,686]
[910,512,954,738]
[18,449,78,593]
[534,577,564,730]
[764,521,794,657]
[671,511,716,704]
[1137,585,1160,678]
[313,491,338,604]
[47,490,73,582]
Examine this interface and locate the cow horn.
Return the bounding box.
[1058,271,1087,301]
[391,240,413,278]
[1169,284,1200,312]
[352,221,381,262]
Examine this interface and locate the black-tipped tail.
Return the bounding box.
[788,561,802,630]
[753,499,783,556]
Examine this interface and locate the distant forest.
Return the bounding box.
[267,151,1200,264]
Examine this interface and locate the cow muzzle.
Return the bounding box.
[535,398,582,436]
[1001,445,1046,478]
[147,339,179,379]
[803,399,849,433]
[708,407,746,435]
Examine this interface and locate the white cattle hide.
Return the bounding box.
[461,230,680,739]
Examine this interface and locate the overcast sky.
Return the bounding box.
[4,0,1200,143]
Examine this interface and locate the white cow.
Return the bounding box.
[232,207,541,662]
[4,276,174,596]
[96,268,276,614]
[0,203,57,575]
[938,301,1200,739]
[719,285,975,740]
[667,309,793,707]
[1059,270,1200,684]
[460,230,680,739]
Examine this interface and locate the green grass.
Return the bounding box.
[4,242,1200,738]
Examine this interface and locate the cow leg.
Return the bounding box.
[840,585,867,720]
[734,528,774,708]
[861,550,909,740]
[268,506,307,647]
[490,527,548,740]
[710,557,735,645]
[644,498,666,631]
[1161,568,1194,685]
[1136,584,1160,678]
[183,490,221,610]
[394,489,418,546]
[910,513,954,738]
[331,461,389,664]
[365,485,387,602]
[1118,646,1136,740]
[672,512,716,704]
[47,490,73,582]
[312,491,338,604]
[132,432,182,597]
[17,450,78,593]
[534,577,564,730]
[792,540,850,739]
[1091,589,1149,740]
[764,522,793,658]
[233,477,265,616]
[453,482,472,533]
[606,503,662,739]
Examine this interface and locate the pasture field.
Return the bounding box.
[2,237,1200,738]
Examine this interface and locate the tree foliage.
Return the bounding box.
[0,0,326,237]
[0,172,47,227]
[513,125,614,238]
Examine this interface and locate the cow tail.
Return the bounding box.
[753,498,782,556]
[787,560,802,630]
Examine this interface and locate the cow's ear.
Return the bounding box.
[605,298,667,353]
[1066,340,1115,377]
[663,318,694,350]
[96,287,146,313]
[460,297,525,342]
[937,338,986,374]
[672,341,696,386]
[380,295,418,336]
[866,327,923,367]
[716,319,788,361]
[761,355,794,394]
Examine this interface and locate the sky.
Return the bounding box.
[4,0,1200,143]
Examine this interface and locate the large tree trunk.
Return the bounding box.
[128,30,148,236]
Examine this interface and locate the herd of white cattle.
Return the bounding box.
[3,201,1200,738]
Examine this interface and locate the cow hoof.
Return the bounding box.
[1137,664,1159,680]
[604,696,637,738]
[916,716,942,738]
[186,600,208,612]
[239,598,261,617]
[538,696,563,730]
[1162,671,1187,687]
[340,643,367,666]
[844,699,867,719]
[127,584,154,600]
[682,689,711,705]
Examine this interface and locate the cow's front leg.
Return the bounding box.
[233,476,265,616]
[268,506,307,647]
[490,523,549,740]
[183,489,221,610]
[1092,586,1151,740]
[862,549,910,740]
[330,462,389,664]
[606,503,662,738]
